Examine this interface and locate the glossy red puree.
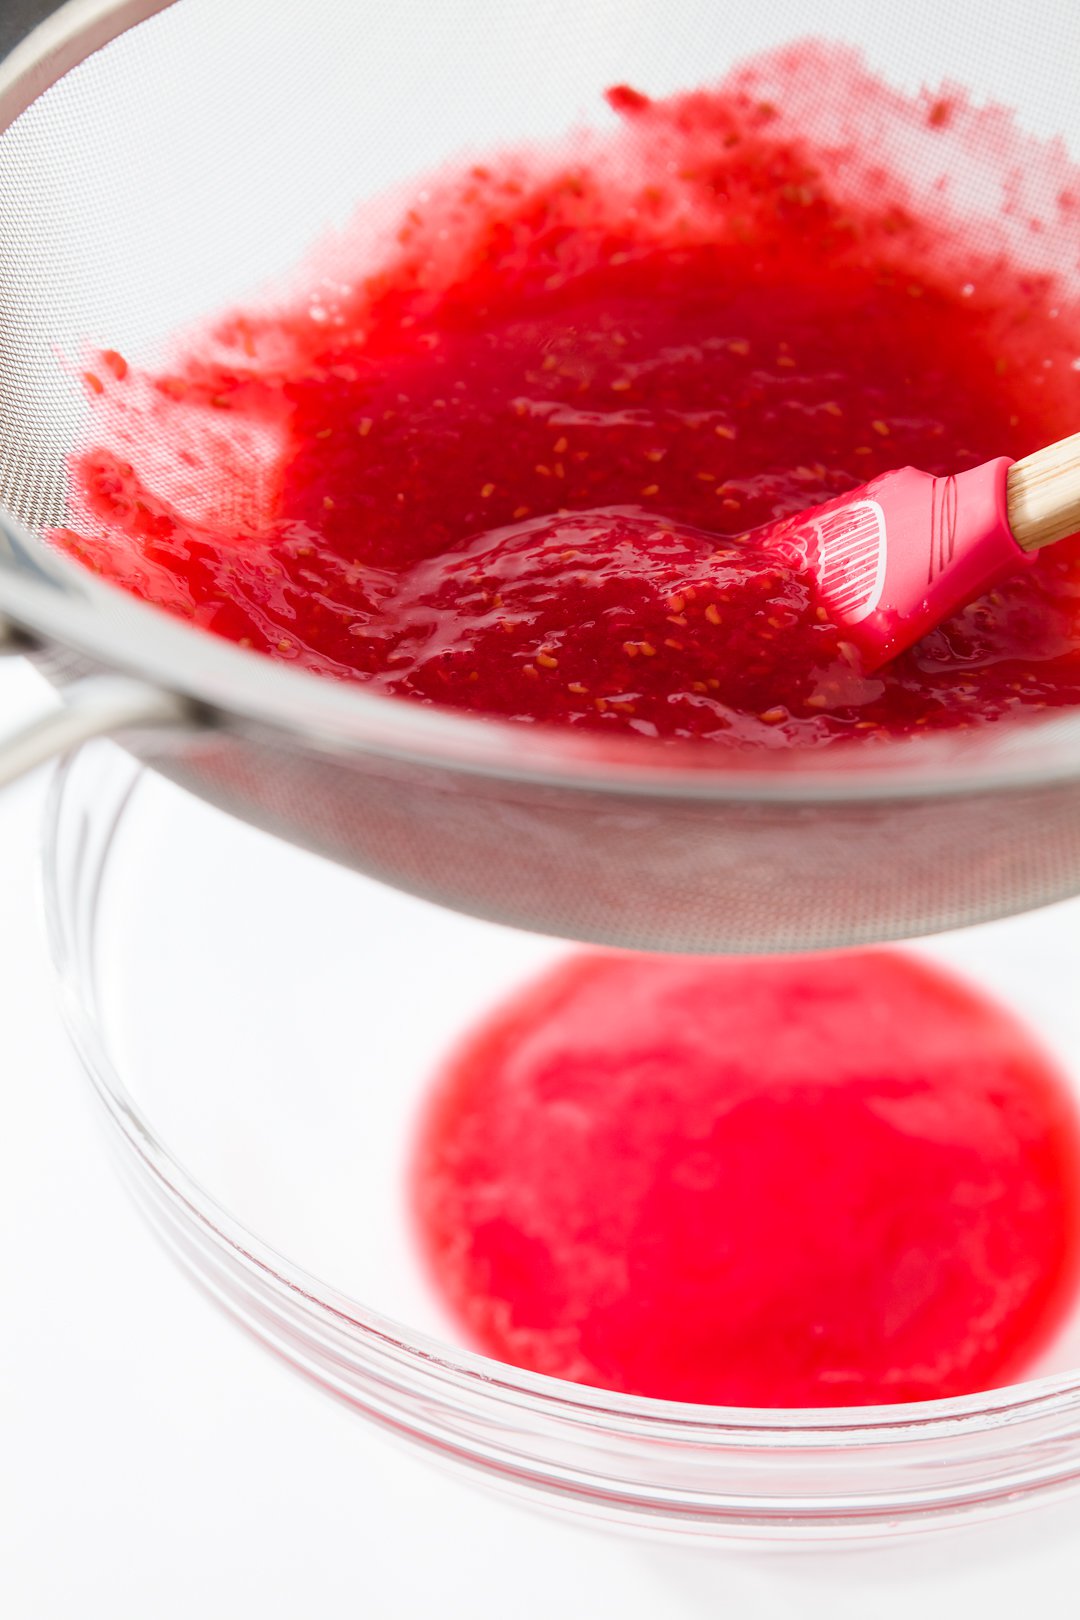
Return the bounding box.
[57,46,1080,745]
[412,951,1080,1406]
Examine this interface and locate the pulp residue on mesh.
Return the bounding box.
[54,43,1080,747]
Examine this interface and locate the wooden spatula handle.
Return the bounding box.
[1007,430,1080,552]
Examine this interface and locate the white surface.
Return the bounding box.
[6,5,1080,1607]
[3,654,1080,1617]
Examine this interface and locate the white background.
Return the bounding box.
[6,1,1080,1612]
[2,654,1080,1618]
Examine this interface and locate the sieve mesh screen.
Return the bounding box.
[3,0,1080,953]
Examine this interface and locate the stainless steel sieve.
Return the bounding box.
[3,0,1080,955]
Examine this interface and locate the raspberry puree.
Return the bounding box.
[56,46,1080,745]
[412,951,1080,1406]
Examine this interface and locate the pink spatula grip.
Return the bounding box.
[802,457,1032,669]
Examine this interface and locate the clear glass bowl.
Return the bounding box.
[43,740,1080,1547]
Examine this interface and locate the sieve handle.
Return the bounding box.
[0,0,64,61]
[0,616,191,789]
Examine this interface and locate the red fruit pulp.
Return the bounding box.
[411,951,1080,1406]
[56,46,1080,745]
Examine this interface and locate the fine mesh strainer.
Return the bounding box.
[3,0,1080,955]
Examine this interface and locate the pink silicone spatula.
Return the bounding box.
[779,430,1080,669]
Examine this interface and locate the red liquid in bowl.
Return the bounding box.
[411,951,1080,1406]
[56,46,1080,747]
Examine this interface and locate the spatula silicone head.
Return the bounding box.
[780,432,1080,669]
